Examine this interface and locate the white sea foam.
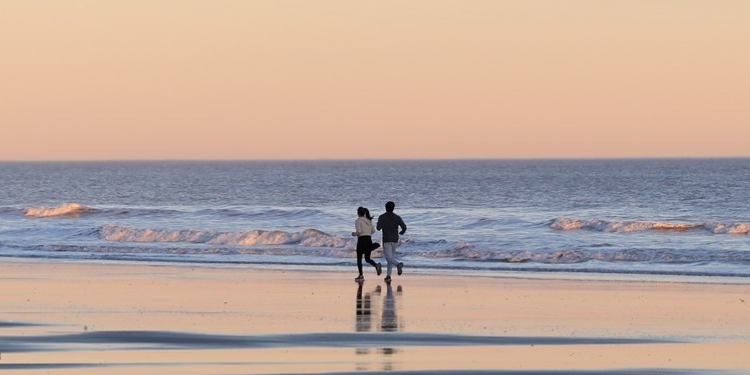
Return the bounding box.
[100,224,352,248]
[550,218,606,231]
[551,218,746,234]
[704,222,750,235]
[24,203,93,218]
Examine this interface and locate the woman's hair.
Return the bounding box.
[357,206,373,220]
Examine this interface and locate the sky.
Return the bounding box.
[1,1,748,160]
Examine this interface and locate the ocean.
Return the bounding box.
[1,159,749,280]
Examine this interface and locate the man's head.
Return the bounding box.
[385,201,395,212]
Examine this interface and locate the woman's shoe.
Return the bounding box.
[355,274,364,282]
[375,263,382,275]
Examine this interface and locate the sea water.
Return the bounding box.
[1,159,749,280]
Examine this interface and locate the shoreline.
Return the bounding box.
[2,256,749,286]
[1,260,749,373]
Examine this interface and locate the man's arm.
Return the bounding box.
[376,216,383,231]
[398,217,407,235]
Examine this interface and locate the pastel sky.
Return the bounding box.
[2,1,748,160]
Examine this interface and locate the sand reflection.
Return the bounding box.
[354,281,404,371]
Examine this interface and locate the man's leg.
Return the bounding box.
[383,242,398,276]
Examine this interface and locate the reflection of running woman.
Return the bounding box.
[355,281,372,332]
[376,201,406,283]
[353,207,382,281]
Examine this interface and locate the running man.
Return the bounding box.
[376,201,406,283]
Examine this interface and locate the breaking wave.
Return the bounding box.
[550,218,750,235]
[703,222,750,234]
[100,224,352,248]
[24,203,94,218]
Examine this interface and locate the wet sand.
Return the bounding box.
[1,261,749,374]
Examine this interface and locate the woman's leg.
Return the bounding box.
[356,237,368,275]
[356,250,364,275]
[363,250,378,268]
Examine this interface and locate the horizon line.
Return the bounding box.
[1,156,749,163]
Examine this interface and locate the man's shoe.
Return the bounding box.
[384,275,391,283]
[397,262,404,276]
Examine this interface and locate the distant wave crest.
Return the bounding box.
[100,224,352,248]
[551,218,749,235]
[24,203,94,218]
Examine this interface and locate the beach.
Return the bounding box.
[3,0,750,371]
[0,261,748,374]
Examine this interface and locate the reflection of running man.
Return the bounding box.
[379,282,403,365]
[381,282,398,332]
[376,201,406,283]
[353,281,403,370]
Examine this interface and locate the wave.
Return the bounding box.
[459,217,504,230]
[409,245,750,265]
[20,203,329,220]
[0,206,19,215]
[100,224,353,248]
[409,246,588,263]
[703,221,750,234]
[550,218,750,235]
[24,203,94,218]
[5,330,661,351]
[7,243,356,260]
[9,240,750,270]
